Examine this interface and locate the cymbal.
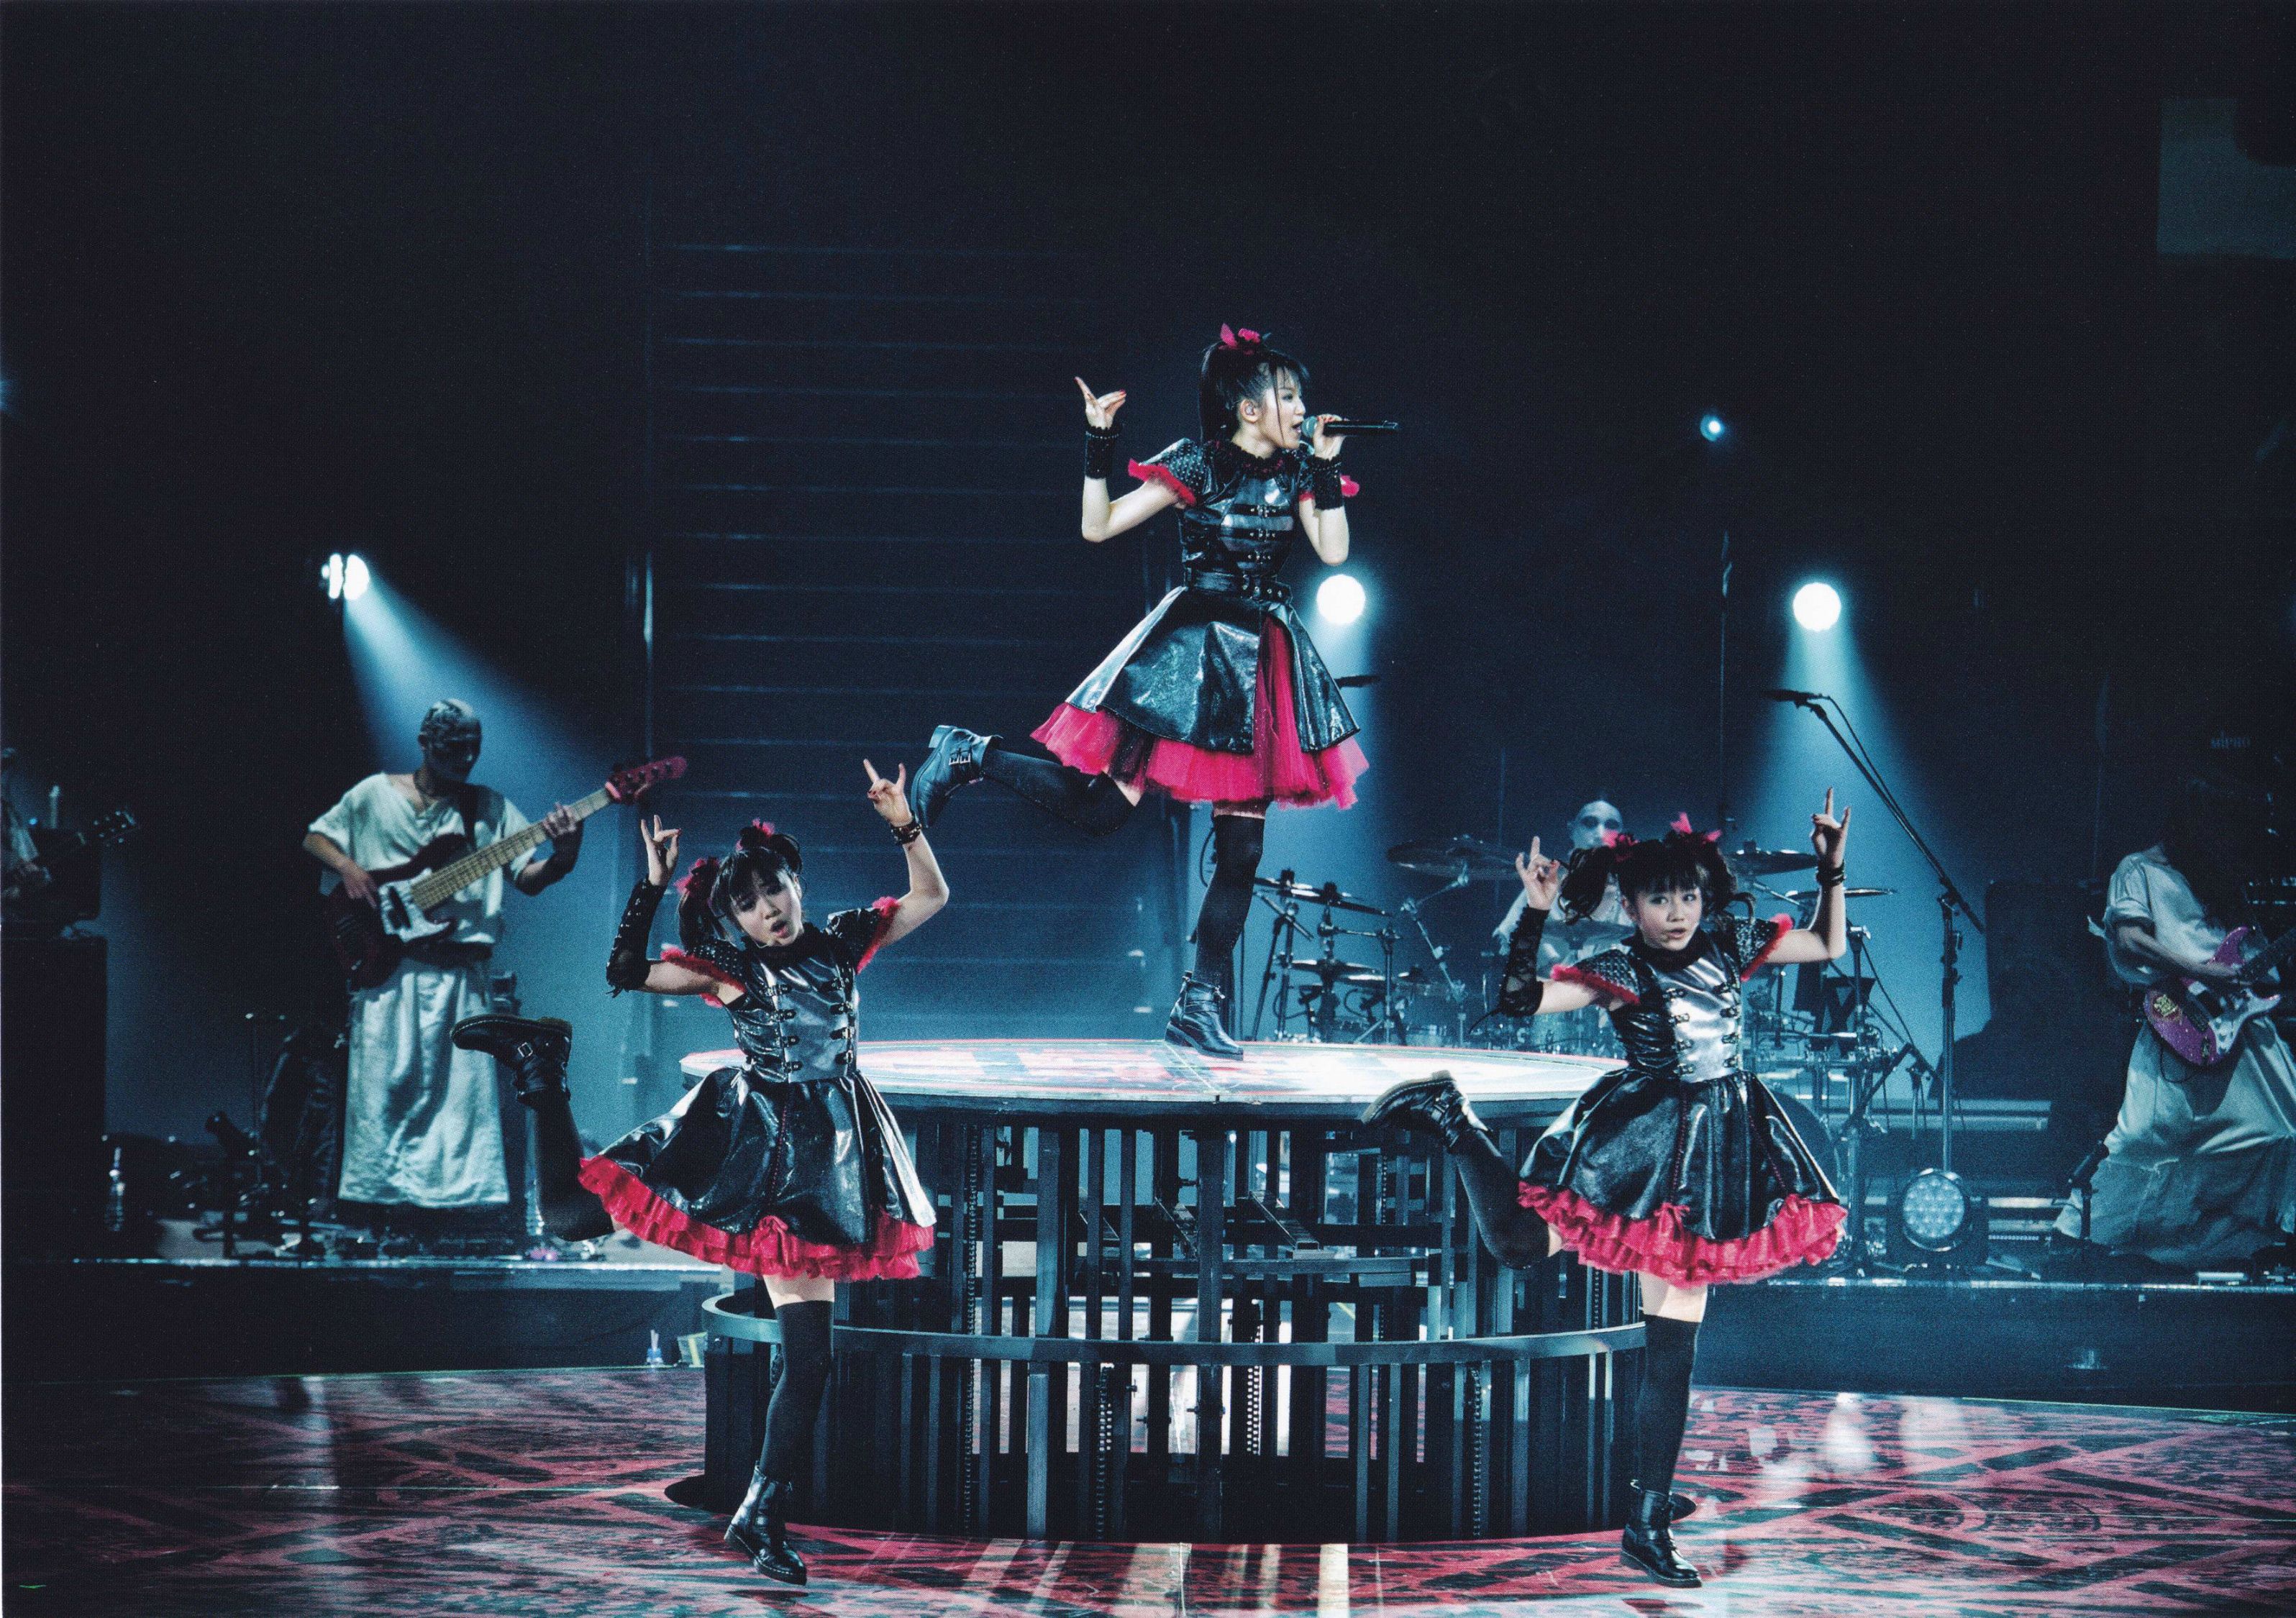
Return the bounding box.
[1730,844,1820,875]
[1780,886,1896,901]
[1288,957,1379,981]
[1254,875,1387,915]
[1387,834,1516,882]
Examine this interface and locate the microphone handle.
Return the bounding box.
[1316,418,1400,436]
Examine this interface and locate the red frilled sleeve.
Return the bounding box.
[827,897,903,974]
[1127,439,1212,508]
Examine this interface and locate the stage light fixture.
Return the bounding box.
[1890,1167,1990,1268]
[1792,581,1842,632]
[343,554,371,602]
[1316,572,1366,626]
[1700,414,1727,442]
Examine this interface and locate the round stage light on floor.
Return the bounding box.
[342,553,370,602]
[1700,413,1727,442]
[1792,580,1842,631]
[324,554,345,600]
[1316,572,1366,625]
[1892,1166,1989,1267]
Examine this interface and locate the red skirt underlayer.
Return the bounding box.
[577,1155,934,1282]
[1033,618,1367,809]
[1518,1181,1846,1286]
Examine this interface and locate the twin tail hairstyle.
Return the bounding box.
[1557,813,1746,924]
[675,821,803,949]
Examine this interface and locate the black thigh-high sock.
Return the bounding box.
[758,1299,835,1481]
[976,745,1136,836]
[1192,813,1265,989]
[1451,1131,1550,1267]
[523,1091,614,1241]
[1634,1315,1700,1497]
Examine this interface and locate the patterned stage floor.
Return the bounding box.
[6,1370,2291,1617]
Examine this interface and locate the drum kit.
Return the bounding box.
[1247,829,1908,1112]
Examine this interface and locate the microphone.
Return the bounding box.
[1762,687,1827,706]
[2068,1140,2111,1193]
[1312,417,1400,437]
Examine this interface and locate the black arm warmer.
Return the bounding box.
[1085,424,1120,480]
[1309,456,1347,509]
[1495,905,1548,1018]
[606,878,666,993]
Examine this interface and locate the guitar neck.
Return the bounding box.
[2242,926,2296,984]
[408,787,611,908]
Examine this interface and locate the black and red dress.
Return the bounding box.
[1033,437,1367,808]
[1515,915,1846,1285]
[578,902,935,1281]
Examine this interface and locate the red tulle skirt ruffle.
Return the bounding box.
[1518,1181,1846,1286]
[1032,619,1367,809]
[578,1156,934,1281]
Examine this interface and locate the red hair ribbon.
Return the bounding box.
[748,819,778,837]
[1601,829,1637,850]
[675,854,721,899]
[1669,812,1724,844]
[1218,324,1265,350]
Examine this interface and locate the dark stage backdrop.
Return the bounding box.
[4,4,2290,1143]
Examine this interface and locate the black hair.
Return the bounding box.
[1557,823,1744,925]
[2162,772,2266,926]
[675,821,804,948]
[1198,332,1311,442]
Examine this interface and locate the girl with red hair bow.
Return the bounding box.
[905,327,1367,1057]
[1362,794,1854,1589]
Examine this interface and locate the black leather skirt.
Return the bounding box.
[578,1066,934,1281]
[1518,1068,1844,1286]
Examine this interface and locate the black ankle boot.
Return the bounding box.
[726,1470,806,1586]
[1165,974,1242,1059]
[450,1015,571,1104]
[1621,1482,1700,1587]
[1359,1070,1493,1152]
[909,726,994,828]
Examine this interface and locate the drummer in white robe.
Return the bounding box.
[304,700,584,1210]
[2056,777,2296,1269]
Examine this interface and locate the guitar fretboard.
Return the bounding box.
[407,787,612,910]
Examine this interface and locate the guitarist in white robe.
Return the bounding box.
[2055,773,2296,1269]
[303,700,584,1212]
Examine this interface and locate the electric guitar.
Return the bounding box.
[322,757,685,989]
[3,808,138,905]
[2141,923,2296,1069]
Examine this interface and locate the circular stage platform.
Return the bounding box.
[679,1038,1611,1122]
[680,1038,1636,1545]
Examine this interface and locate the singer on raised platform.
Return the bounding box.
[906,326,1366,1057]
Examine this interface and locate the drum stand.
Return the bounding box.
[1394,877,1470,1044]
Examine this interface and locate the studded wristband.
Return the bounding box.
[1816,864,1846,889]
[1309,457,1347,508]
[891,818,924,846]
[1084,424,1120,480]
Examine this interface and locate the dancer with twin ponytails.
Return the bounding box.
[1362,796,1853,1588]
[450,761,943,1587]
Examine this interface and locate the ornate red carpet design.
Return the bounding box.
[6,1371,2290,1615]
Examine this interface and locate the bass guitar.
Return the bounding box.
[323,757,684,989]
[4,807,138,913]
[2141,923,2296,1069]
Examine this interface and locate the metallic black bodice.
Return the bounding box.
[1060,437,1357,755]
[719,938,859,1084]
[1164,439,1313,604]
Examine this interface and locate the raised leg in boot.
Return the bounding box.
[449,1014,611,1241]
[726,1280,834,1585]
[1359,1071,1554,1266]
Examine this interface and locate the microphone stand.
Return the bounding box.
[1781,695,1985,1174]
[1394,867,1472,1044]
